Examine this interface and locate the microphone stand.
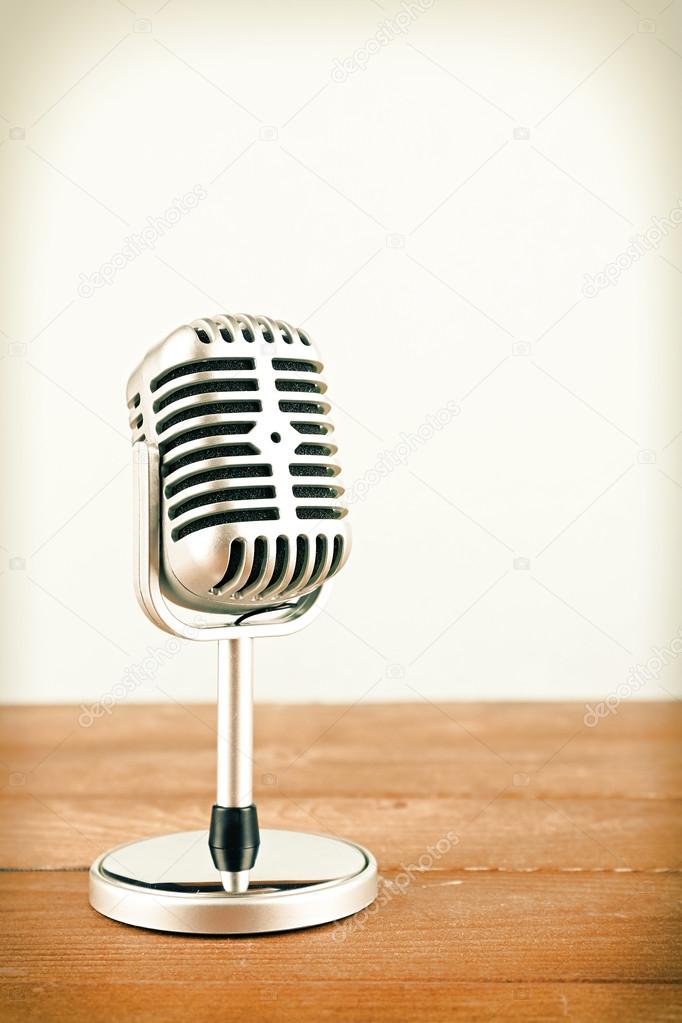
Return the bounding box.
[213,638,257,894]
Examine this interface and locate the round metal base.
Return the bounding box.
[89,828,377,935]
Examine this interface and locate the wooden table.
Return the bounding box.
[1,702,680,1021]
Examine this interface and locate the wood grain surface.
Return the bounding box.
[1,702,681,1022]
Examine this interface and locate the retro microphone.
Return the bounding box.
[89,313,377,935]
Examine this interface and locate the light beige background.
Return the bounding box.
[0,0,680,705]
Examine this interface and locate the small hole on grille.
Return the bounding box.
[241,326,255,343]
[195,329,211,344]
[219,327,233,342]
[299,331,312,347]
[271,432,281,443]
[262,329,274,343]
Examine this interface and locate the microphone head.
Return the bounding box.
[127,313,350,616]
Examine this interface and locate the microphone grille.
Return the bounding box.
[127,313,350,611]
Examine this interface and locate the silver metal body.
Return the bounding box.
[89,313,377,933]
[127,313,350,617]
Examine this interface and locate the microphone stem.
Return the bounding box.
[211,637,259,894]
[216,638,253,808]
